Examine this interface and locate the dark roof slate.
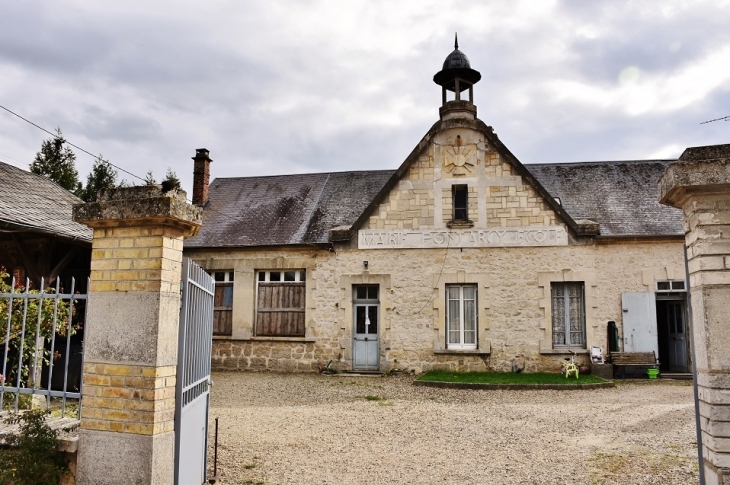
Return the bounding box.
[527,160,683,237]
[185,170,394,248]
[186,159,684,250]
[0,161,92,243]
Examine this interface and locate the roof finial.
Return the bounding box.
[454,32,459,50]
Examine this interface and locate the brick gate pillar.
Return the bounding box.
[72,186,202,485]
[660,144,730,485]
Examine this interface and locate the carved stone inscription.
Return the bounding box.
[358,227,568,249]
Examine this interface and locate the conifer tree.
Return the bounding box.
[29,128,82,197]
[81,156,118,202]
[163,167,182,190]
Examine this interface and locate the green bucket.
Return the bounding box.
[647,368,659,379]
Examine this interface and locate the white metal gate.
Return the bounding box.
[175,258,215,485]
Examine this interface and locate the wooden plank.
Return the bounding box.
[611,352,656,365]
[213,310,232,336]
[255,283,306,337]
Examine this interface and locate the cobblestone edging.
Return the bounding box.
[413,379,615,390]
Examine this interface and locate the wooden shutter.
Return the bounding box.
[213,283,233,336]
[255,282,305,337]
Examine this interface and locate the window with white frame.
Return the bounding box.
[656,280,686,292]
[212,271,234,336]
[255,270,306,337]
[446,284,477,349]
[551,282,586,348]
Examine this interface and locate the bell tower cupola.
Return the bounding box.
[433,34,482,121]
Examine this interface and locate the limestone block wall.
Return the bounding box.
[484,152,556,228]
[188,238,685,374]
[83,225,184,434]
[81,363,176,435]
[89,226,183,294]
[364,126,560,231]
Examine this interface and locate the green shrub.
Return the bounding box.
[0,410,70,485]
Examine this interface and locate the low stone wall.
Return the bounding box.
[211,339,593,374]
[212,339,321,372]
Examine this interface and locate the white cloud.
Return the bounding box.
[0,0,729,190]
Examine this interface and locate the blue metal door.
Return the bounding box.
[175,258,215,485]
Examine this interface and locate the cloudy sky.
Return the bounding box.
[1,0,729,193]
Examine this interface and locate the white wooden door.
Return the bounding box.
[621,292,658,356]
[353,304,379,370]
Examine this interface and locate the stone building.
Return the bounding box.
[184,41,689,374]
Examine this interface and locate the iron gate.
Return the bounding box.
[175,258,215,485]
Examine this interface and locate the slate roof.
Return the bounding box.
[185,171,394,248]
[527,159,683,237]
[185,159,683,250]
[0,161,92,243]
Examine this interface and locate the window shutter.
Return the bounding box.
[213,284,233,336]
[255,282,305,337]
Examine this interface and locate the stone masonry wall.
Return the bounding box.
[82,225,183,435]
[81,364,176,435]
[193,125,682,375]
[364,127,560,231]
[190,238,685,374]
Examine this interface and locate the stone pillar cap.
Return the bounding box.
[659,143,730,208]
[73,185,203,235]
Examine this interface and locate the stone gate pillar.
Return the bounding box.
[73,186,201,485]
[659,144,730,485]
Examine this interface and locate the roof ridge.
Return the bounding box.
[211,169,395,183]
[527,159,677,166]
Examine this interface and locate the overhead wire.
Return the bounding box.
[0,104,253,227]
[700,115,730,124]
[0,104,146,183]
[395,230,453,316]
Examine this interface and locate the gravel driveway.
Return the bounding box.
[208,372,698,485]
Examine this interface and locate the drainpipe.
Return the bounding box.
[685,244,705,485]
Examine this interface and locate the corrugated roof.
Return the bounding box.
[186,159,683,249]
[527,160,683,237]
[185,170,393,248]
[0,161,92,243]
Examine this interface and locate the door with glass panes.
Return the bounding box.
[353,285,379,370]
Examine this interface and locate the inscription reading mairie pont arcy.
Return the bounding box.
[358,227,568,249]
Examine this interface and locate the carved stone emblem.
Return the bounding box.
[443,145,476,175]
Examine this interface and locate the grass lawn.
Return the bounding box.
[417,370,607,385]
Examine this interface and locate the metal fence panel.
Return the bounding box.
[0,276,87,418]
[175,258,215,485]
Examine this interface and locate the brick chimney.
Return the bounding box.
[192,148,212,205]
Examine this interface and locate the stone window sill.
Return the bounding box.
[250,336,315,343]
[446,220,474,229]
[433,349,490,356]
[539,348,589,355]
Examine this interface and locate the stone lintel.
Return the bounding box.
[73,185,202,237]
[659,144,730,208]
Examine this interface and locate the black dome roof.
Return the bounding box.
[442,49,471,70]
[433,35,481,90]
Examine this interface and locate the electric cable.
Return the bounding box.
[395,230,453,316]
